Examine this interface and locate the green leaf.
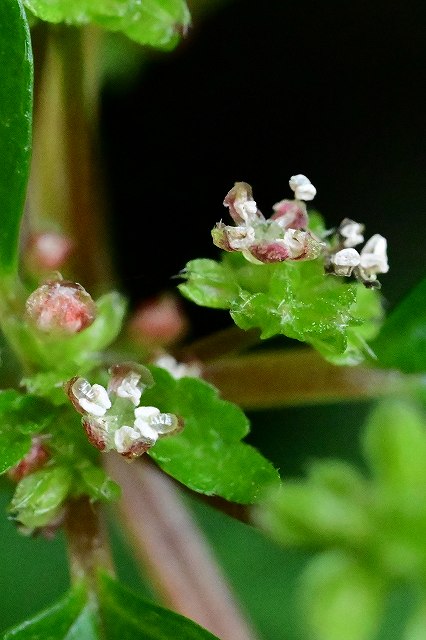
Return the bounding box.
[301,551,385,640]
[180,253,382,363]
[143,366,280,503]
[404,599,426,640]
[24,0,190,50]
[3,576,219,639]
[98,572,219,639]
[10,466,73,528]
[179,258,239,308]
[1,584,99,639]
[0,389,56,434]
[0,389,58,474]
[0,0,33,276]
[371,276,426,373]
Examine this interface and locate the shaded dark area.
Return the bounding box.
[102,0,426,337]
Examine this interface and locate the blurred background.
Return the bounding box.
[1,0,425,636]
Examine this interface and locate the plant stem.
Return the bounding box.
[106,455,260,640]
[202,347,411,409]
[64,496,114,590]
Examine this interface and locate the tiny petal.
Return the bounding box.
[289,174,317,201]
[331,248,361,276]
[223,182,264,225]
[114,426,146,454]
[25,280,97,334]
[66,377,111,417]
[108,362,154,404]
[271,199,308,229]
[360,234,389,274]
[339,218,365,248]
[134,406,161,420]
[283,229,324,260]
[133,418,160,442]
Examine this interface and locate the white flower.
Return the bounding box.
[339,219,365,248]
[289,174,317,201]
[115,372,142,406]
[114,426,144,454]
[359,234,389,278]
[331,248,361,277]
[154,354,201,379]
[134,406,161,442]
[73,379,111,417]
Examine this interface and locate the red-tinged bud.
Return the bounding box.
[248,241,290,263]
[128,295,189,346]
[26,232,73,273]
[223,182,264,225]
[25,279,97,334]
[270,199,308,230]
[8,437,49,482]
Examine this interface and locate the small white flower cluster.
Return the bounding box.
[329,218,389,287]
[212,176,324,264]
[66,363,182,459]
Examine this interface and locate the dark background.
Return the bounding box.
[102,0,425,330]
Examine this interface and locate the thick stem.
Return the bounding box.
[64,496,114,589]
[202,347,410,409]
[106,455,260,640]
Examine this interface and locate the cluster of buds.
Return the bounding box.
[212,174,389,288]
[326,219,389,288]
[212,175,324,264]
[66,362,183,459]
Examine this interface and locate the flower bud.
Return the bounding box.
[271,199,308,229]
[289,174,317,201]
[223,182,264,225]
[128,294,189,346]
[248,240,290,263]
[25,280,97,334]
[330,248,361,277]
[108,362,154,406]
[338,219,365,248]
[26,232,73,273]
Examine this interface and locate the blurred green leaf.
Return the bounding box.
[404,599,426,640]
[0,0,33,276]
[372,276,426,373]
[143,366,280,503]
[0,430,31,475]
[77,461,121,502]
[256,461,370,547]
[24,0,190,50]
[362,400,426,494]
[301,551,385,640]
[10,466,72,528]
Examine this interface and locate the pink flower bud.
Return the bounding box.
[26,232,73,273]
[248,241,290,263]
[128,294,189,346]
[270,199,308,229]
[26,280,97,334]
